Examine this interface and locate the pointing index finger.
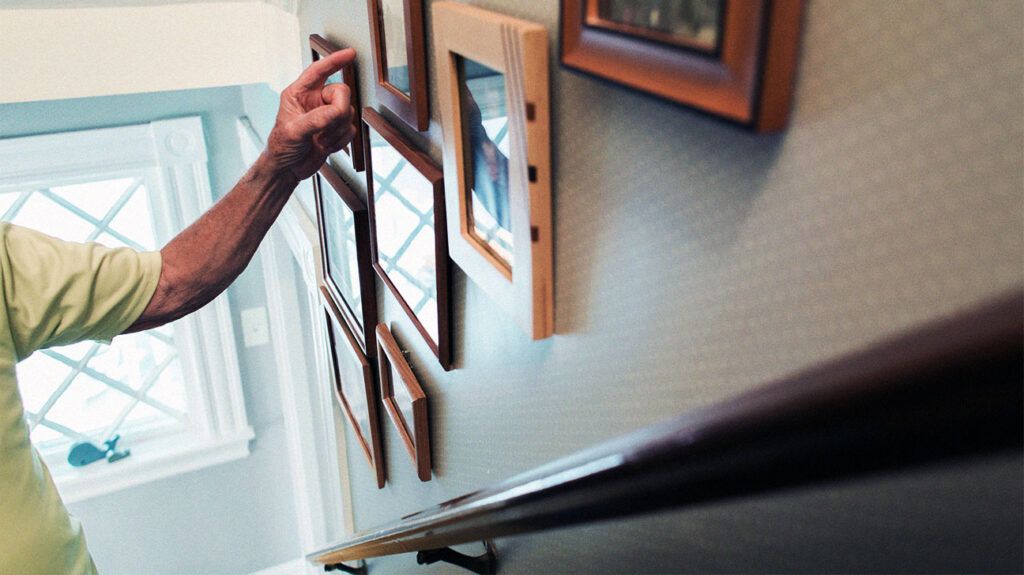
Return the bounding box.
[294,48,357,91]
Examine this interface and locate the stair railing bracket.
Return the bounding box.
[416,540,497,574]
[324,561,367,574]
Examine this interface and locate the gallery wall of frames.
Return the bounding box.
[289,0,1024,571]
[311,0,803,487]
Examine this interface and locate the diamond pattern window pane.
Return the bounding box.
[45,373,133,433]
[12,193,95,242]
[30,423,64,445]
[107,184,156,249]
[397,226,439,303]
[3,176,192,458]
[87,332,175,390]
[15,355,69,414]
[50,178,135,220]
[146,359,189,413]
[0,193,22,219]
[95,232,131,249]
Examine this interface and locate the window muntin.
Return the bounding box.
[5,176,192,458]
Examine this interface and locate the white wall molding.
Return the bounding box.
[238,118,352,559]
[0,1,302,104]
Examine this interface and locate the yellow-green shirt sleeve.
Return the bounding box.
[0,223,162,360]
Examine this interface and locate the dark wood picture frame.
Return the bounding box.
[310,34,366,171]
[363,106,452,370]
[583,0,726,55]
[560,0,805,132]
[313,163,379,355]
[366,0,431,131]
[321,287,385,488]
[376,323,431,482]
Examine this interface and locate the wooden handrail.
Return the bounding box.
[309,291,1023,567]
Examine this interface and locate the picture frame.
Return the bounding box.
[366,0,431,131]
[310,33,366,171]
[313,163,379,355]
[560,0,805,132]
[375,323,431,482]
[363,107,452,370]
[433,2,554,340]
[321,287,385,488]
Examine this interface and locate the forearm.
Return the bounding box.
[126,153,298,332]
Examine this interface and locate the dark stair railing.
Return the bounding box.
[308,291,1022,572]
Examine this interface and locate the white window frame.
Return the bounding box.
[0,117,253,503]
[238,117,353,559]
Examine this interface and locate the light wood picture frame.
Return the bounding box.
[313,163,379,355]
[321,287,385,488]
[363,107,452,370]
[433,1,554,340]
[367,0,430,131]
[310,34,366,171]
[376,324,431,482]
[560,0,805,132]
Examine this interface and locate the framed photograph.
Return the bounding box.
[366,0,430,131]
[433,2,554,340]
[363,107,452,370]
[313,163,378,355]
[321,288,385,488]
[310,34,365,171]
[376,323,431,482]
[560,0,805,132]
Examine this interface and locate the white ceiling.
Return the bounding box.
[0,0,302,104]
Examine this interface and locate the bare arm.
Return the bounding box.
[126,48,358,332]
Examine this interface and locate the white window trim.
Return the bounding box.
[0,117,254,504]
[238,117,353,557]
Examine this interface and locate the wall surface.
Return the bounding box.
[297,0,1023,572]
[0,87,303,574]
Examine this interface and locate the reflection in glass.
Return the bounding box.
[369,126,439,343]
[595,0,723,52]
[327,311,372,458]
[457,56,514,269]
[380,0,411,94]
[321,186,363,331]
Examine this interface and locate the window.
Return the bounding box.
[7,177,189,454]
[0,118,253,503]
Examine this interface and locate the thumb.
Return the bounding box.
[294,105,348,138]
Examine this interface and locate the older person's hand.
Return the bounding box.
[128,48,359,332]
[266,48,358,182]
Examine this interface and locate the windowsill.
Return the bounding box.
[52,427,255,504]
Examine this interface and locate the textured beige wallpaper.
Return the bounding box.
[300,0,1023,571]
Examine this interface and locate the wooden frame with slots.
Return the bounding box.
[376,324,431,482]
[310,34,365,171]
[433,1,554,339]
[321,287,385,489]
